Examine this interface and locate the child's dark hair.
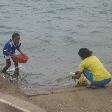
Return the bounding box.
[78,48,92,59]
[12,32,20,39]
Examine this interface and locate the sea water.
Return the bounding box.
[0,0,112,93]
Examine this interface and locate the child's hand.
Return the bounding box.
[21,52,25,55]
[17,48,24,55]
[20,51,24,55]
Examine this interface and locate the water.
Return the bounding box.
[0,0,112,92]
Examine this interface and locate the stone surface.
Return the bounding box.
[0,92,46,112]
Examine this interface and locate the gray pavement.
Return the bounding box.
[0,102,23,112]
[0,92,46,112]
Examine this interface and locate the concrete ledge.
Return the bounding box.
[0,92,46,112]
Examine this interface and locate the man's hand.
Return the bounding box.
[75,71,81,75]
[72,71,82,79]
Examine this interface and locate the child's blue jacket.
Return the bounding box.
[3,39,21,56]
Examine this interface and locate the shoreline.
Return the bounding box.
[0,80,112,112]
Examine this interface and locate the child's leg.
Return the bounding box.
[14,61,19,78]
[2,59,11,73]
[11,57,19,78]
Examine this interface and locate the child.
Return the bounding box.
[73,48,111,88]
[2,32,24,79]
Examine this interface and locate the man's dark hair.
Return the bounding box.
[12,32,20,39]
[78,48,92,59]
